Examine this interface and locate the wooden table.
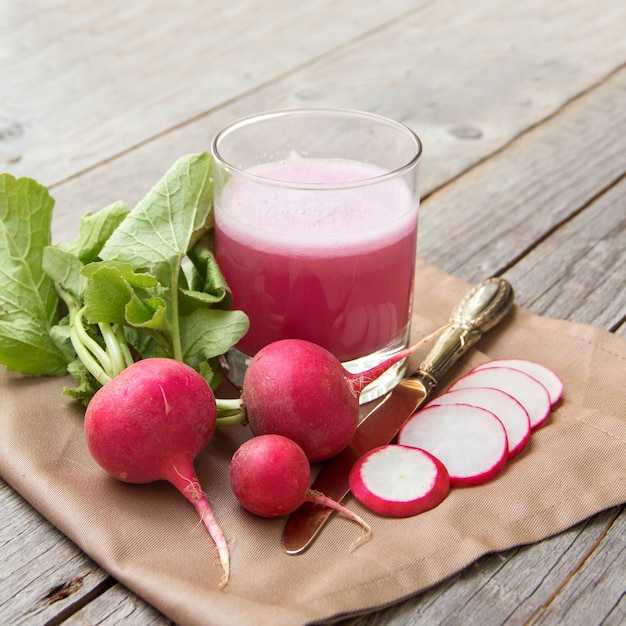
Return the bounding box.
[1,1,624,623]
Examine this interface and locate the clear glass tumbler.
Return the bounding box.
[212,108,422,403]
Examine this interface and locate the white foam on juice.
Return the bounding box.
[216,156,418,255]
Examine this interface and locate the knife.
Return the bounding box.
[282,276,514,554]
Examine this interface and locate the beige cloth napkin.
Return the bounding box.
[1,260,625,626]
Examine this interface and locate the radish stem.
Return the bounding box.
[98,322,126,375]
[73,308,113,375]
[114,324,135,367]
[216,398,246,427]
[59,291,111,385]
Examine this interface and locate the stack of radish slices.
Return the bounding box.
[349,359,563,518]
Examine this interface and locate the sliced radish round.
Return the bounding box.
[448,367,551,430]
[428,387,531,459]
[471,358,563,406]
[349,444,449,517]
[398,404,508,487]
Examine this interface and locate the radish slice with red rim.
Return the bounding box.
[448,367,551,430]
[398,404,508,488]
[349,444,450,517]
[428,387,531,459]
[471,359,563,406]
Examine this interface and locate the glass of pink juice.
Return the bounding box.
[211,108,421,402]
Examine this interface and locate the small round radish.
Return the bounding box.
[230,434,371,549]
[242,328,444,463]
[428,387,531,459]
[398,404,508,487]
[471,358,563,405]
[349,444,450,517]
[448,366,551,430]
[84,358,230,588]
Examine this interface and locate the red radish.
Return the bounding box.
[84,358,230,588]
[398,404,508,487]
[471,358,563,405]
[230,434,371,549]
[242,327,446,462]
[349,444,450,517]
[448,366,551,430]
[428,387,531,459]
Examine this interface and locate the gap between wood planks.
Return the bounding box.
[492,171,626,281]
[523,504,624,625]
[42,576,116,626]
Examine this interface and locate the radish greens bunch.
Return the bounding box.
[0,153,249,403]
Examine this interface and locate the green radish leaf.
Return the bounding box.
[0,317,68,376]
[59,201,130,264]
[82,260,157,289]
[1,154,247,393]
[182,241,232,309]
[42,246,85,300]
[125,296,169,331]
[98,153,213,278]
[83,264,169,332]
[179,308,249,370]
[0,174,68,375]
[100,152,213,361]
[97,152,214,362]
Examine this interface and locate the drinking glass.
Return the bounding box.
[211,108,422,402]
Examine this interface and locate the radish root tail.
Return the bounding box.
[348,527,373,553]
[307,489,372,552]
[197,500,230,590]
[168,467,230,589]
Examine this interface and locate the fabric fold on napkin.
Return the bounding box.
[1,260,625,626]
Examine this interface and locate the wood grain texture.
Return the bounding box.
[0,479,109,625]
[353,508,622,626]
[42,0,626,246]
[0,0,422,185]
[62,582,174,625]
[503,175,626,330]
[528,506,626,626]
[419,68,626,293]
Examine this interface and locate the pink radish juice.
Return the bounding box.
[214,156,419,363]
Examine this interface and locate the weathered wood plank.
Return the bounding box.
[528,506,626,626]
[419,67,626,294]
[0,476,173,625]
[0,478,110,625]
[43,0,626,245]
[62,582,174,626]
[503,175,626,329]
[260,0,626,191]
[353,507,621,626]
[0,0,423,185]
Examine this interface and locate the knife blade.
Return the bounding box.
[282,276,514,554]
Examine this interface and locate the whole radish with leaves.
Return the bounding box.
[0,157,249,589]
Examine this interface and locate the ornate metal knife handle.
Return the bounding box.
[415,277,514,386]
